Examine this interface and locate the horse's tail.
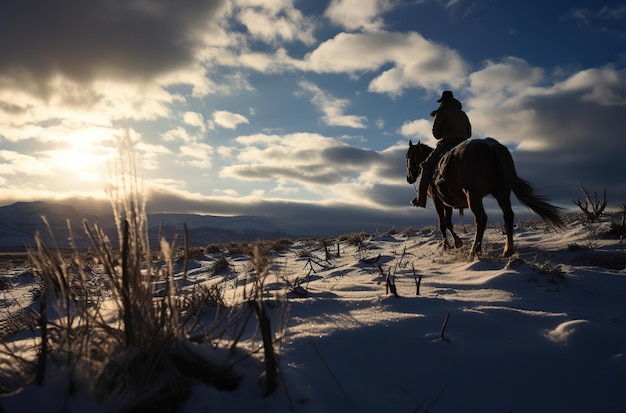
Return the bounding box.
[492,139,567,229]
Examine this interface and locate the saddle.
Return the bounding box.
[433,140,468,186]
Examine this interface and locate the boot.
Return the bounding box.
[414,190,427,207]
[413,162,433,208]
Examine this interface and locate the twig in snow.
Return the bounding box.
[386,270,399,297]
[439,312,451,341]
[412,264,422,296]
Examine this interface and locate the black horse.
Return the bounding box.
[406,138,565,257]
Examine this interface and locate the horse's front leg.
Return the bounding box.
[433,199,451,249]
[438,217,452,250]
[443,205,463,249]
[434,199,457,249]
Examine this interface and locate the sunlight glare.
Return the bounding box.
[49,147,107,182]
[46,128,114,182]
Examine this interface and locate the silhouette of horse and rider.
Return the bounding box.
[406,91,565,257]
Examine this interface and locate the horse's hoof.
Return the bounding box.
[470,248,482,259]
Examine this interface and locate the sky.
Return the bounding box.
[1,0,625,236]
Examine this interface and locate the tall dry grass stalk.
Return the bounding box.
[12,131,194,409]
[0,130,292,411]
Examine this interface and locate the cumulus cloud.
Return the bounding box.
[469,57,545,96]
[463,60,626,200]
[134,140,174,170]
[468,60,626,150]
[324,0,394,31]
[297,81,367,128]
[161,127,196,144]
[305,31,467,96]
[179,142,214,169]
[183,112,207,133]
[212,110,250,129]
[557,66,626,106]
[399,119,436,144]
[233,0,316,45]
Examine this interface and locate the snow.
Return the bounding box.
[1,219,626,412]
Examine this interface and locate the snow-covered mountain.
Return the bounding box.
[0,202,289,251]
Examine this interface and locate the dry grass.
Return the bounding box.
[0,132,287,411]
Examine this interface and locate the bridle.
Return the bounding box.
[406,143,422,185]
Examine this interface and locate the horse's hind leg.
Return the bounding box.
[467,194,487,257]
[495,192,515,257]
[434,201,463,250]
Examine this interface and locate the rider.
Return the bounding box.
[412,90,472,207]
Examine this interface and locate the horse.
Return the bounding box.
[406,138,566,257]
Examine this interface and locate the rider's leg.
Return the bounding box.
[415,165,433,207]
[414,143,444,207]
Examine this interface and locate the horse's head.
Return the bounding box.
[406,139,427,184]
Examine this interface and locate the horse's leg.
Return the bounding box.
[434,199,451,249]
[444,205,463,248]
[467,193,487,257]
[495,192,515,257]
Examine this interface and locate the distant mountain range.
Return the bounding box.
[0,201,289,251]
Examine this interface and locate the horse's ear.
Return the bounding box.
[409,139,413,146]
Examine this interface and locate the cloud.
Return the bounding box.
[557,66,626,106]
[297,81,367,128]
[162,127,196,144]
[0,77,183,157]
[565,4,626,38]
[212,110,250,129]
[468,60,626,149]
[222,132,385,188]
[0,150,52,176]
[324,0,394,31]
[216,132,412,210]
[134,140,174,170]
[233,0,317,45]
[0,0,228,86]
[469,57,545,96]
[304,31,467,96]
[178,142,214,169]
[183,112,207,133]
[463,60,626,203]
[399,119,435,144]
[139,184,422,235]
[0,0,230,139]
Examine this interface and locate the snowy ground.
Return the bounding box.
[1,218,625,413]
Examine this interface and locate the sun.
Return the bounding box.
[41,126,122,184]
[47,141,110,183]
